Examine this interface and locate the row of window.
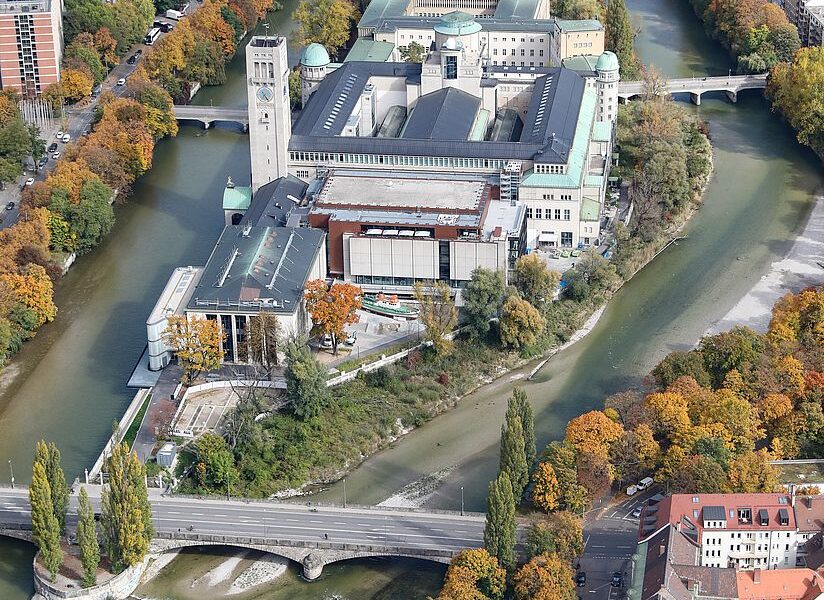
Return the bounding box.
[541,193,573,200]
[534,164,565,174]
[572,41,594,49]
[289,151,508,170]
[526,208,571,220]
[491,61,544,67]
[352,275,469,288]
[493,48,544,57]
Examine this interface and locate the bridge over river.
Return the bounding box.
[0,485,486,580]
[172,105,248,128]
[618,73,768,104]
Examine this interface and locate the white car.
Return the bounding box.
[24,177,34,186]
[61,133,71,143]
[631,507,643,518]
[52,151,61,160]
[320,334,333,349]
[55,130,64,139]
[116,78,126,86]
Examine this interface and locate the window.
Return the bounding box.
[564,209,571,221]
[530,49,534,56]
[561,232,572,247]
[520,49,525,56]
[539,49,544,56]
[534,208,543,219]
[445,55,457,79]
[525,207,533,218]
[554,209,561,220]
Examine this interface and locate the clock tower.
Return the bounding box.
[246,36,291,191]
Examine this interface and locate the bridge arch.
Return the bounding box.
[0,527,34,544]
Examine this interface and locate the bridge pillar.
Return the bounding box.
[242,123,248,133]
[689,92,702,106]
[302,552,324,580]
[725,90,737,103]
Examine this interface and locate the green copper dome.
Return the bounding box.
[301,43,330,67]
[595,51,619,72]
[434,11,482,36]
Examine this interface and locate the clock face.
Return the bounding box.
[257,86,273,103]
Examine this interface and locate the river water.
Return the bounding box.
[0,0,822,597]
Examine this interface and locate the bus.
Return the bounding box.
[143,27,161,45]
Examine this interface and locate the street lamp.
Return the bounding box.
[8,460,14,489]
[343,478,347,509]
[460,486,464,516]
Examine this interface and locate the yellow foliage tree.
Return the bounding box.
[45,159,102,204]
[644,391,693,447]
[531,462,560,512]
[513,553,576,600]
[499,294,546,349]
[565,410,624,459]
[303,279,361,354]
[728,449,781,493]
[61,68,94,101]
[414,281,457,355]
[438,548,506,600]
[0,264,57,327]
[163,315,225,383]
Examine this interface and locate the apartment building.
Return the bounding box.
[0,0,62,96]
[777,0,824,46]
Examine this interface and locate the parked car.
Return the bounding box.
[631,506,643,518]
[6,201,15,210]
[320,334,333,349]
[61,133,71,143]
[52,151,61,160]
[344,332,357,346]
[37,157,47,168]
[576,571,586,587]
[135,48,143,55]
[55,130,64,139]
[611,572,624,588]
[127,55,137,65]
[117,77,126,86]
[24,177,34,186]
[637,476,654,491]
[47,142,57,153]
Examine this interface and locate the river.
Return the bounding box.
[0,0,822,597]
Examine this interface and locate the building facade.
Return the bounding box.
[0,0,62,96]
[777,0,824,46]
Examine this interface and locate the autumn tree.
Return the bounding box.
[531,462,560,512]
[0,264,57,328]
[566,410,624,459]
[728,449,781,493]
[61,68,94,101]
[500,294,546,349]
[699,325,764,387]
[484,472,517,571]
[462,267,505,338]
[513,253,560,307]
[284,338,329,420]
[414,281,457,355]
[513,553,576,600]
[30,461,62,580]
[609,424,660,484]
[249,310,282,372]
[34,441,68,535]
[163,315,225,383]
[76,487,100,587]
[437,548,506,600]
[303,279,361,354]
[293,0,358,58]
[100,441,153,573]
[525,511,583,559]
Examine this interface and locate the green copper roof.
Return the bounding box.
[561,54,600,73]
[222,186,252,211]
[596,51,619,72]
[520,88,597,189]
[556,18,603,32]
[469,109,491,141]
[580,196,601,221]
[592,121,612,142]
[434,11,482,35]
[344,38,395,63]
[301,43,331,67]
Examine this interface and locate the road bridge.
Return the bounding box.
[172,105,249,129]
[0,486,485,580]
[617,73,768,105]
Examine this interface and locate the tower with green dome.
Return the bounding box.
[300,43,331,106]
[595,50,620,122]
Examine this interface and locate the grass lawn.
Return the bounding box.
[774,461,824,484]
[124,393,152,451]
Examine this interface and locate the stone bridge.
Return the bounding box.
[617,73,768,105]
[172,105,249,129]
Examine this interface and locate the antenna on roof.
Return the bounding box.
[226,175,234,189]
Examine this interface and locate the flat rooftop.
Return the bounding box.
[147,266,203,325]
[317,171,486,212]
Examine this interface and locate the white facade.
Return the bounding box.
[246,37,291,191]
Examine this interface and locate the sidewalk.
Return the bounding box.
[133,364,183,462]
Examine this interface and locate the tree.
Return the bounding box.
[513,553,576,600]
[0,156,21,190]
[651,350,711,388]
[438,549,506,600]
[163,315,224,383]
[484,472,517,571]
[554,0,601,19]
[249,311,282,372]
[50,179,115,254]
[303,279,361,354]
[400,40,425,63]
[667,454,728,493]
[293,0,358,58]
[699,326,764,387]
[499,410,528,499]
[512,388,535,467]
[28,124,46,172]
[30,461,62,580]
[34,441,68,535]
[61,68,94,101]
[100,441,153,573]
[728,449,781,493]
[194,432,238,494]
[0,264,57,328]
[414,281,457,355]
[288,69,302,110]
[525,512,583,559]
[513,253,559,307]
[565,410,624,459]
[284,339,329,420]
[604,0,639,79]
[500,294,546,349]
[0,117,33,163]
[531,462,560,512]
[462,267,505,338]
[76,487,100,587]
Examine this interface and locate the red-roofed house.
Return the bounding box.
[737,568,824,600]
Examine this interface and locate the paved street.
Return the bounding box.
[0,486,487,553]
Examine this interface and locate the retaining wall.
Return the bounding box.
[33,555,148,600]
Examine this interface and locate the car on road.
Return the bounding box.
[38,157,48,168]
[320,334,333,349]
[92,84,102,97]
[47,142,57,153]
[344,332,357,345]
[52,151,61,159]
[61,133,71,143]
[24,177,34,186]
[576,571,586,587]
[6,202,14,210]
[611,572,624,588]
[135,48,142,55]
[631,506,643,518]
[55,130,64,139]
[127,55,137,65]
[117,77,126,86]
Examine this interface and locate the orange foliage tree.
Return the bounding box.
[565,410,624,459]
[0,264,57,327]
[303,279,362,354]
[513,553,576,600]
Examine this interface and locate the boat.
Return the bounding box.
[361,293,419,319]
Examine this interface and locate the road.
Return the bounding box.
[0,486,487,553]
[577,489,657,600]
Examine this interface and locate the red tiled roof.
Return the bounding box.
[737,568,824,600]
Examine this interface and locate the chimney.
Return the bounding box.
[753,568,761,584]
[791,485,796,507]
[659,544,666,557]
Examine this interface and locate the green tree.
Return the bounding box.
[288,68,302,110]
[29,461,62,580]
[414,281,458,355]
[76,487,100,588]
[484,472,517,571]
[554,0,601,19]
[699,326,764,387]
[651,350,712,388]
[500,294,546,349]
[0,156,22,190]
[604,0,639,79]
[28,124,46,172]
[50,179,115,254]
[512,388,535,468]
[462,267,505,337]
[500,409,528,498]
[400,41,425,63]
[284,339,330,420]
[100,440,153,573]
[513,253,559,307]
[0,117,33,163]
[293,0,358,58]
[34,441,69,535]
[526,511,583,559]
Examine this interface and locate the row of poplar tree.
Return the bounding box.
[29,438,153,585]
